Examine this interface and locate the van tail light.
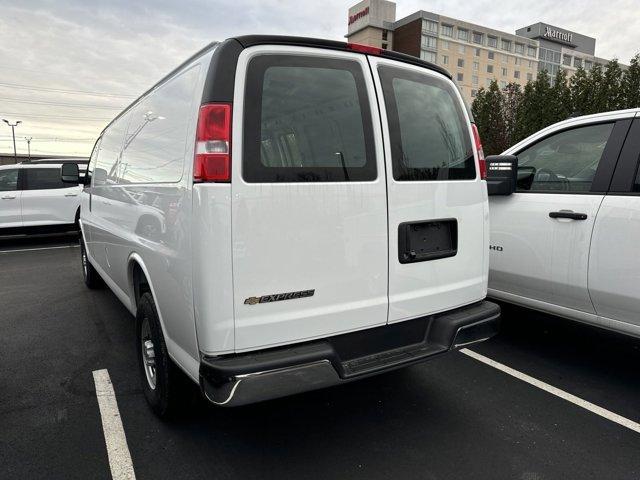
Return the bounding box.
[471,123,486,180]
[194,103,231,182]
[347,43,383,55]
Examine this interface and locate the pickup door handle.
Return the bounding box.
[549,211,588,220]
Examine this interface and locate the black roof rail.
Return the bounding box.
[233,35,452,79]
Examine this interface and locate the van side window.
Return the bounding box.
[0,169,19,191]
[378,66,475,181]
[120,65,200,184]
[516,123,614,192]
[243,55,376,182]
[24,168,72,189]
[94,112,131,186]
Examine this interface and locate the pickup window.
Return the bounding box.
[516,123,614,193]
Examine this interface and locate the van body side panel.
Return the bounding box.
[192,184,235,354]
[230,46,389,352]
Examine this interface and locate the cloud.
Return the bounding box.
[0,0,637,156]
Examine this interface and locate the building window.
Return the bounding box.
[500,80,507,89]
[442,55,449,65]
[574,57,582,68]
[382,42,388,50]
[458,28,469,41]
[486,78,493,86]
[501,54,508,63]
[515,43,525,55]
[502,67,507,76]
[472,32,483,44]
[488,51,495,60]
[474,48,481,57]
[514,57,521,66]
[458,44,466,54]
[487,36,497,48]
[563,54,571,66]
[457,73,464,82]
[441,24,454,37]
[421,35,437,49]
[487,65,494,74]
[423,20,438,34]
[420,50,437,63]
[501,39,511,51]
[472,75,479,85]
[527,73,533,81]
[471,89,478,98]
[382,30,388,41]
[457,58,465,68]
[473,61,479,71]
[527,46,537,57]
[514,70,520,79]
[585,60,593,71]
[528,60,533,68]
[441,40,449,50]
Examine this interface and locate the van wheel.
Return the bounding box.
[80,239,101,289]
[136,292,181,418]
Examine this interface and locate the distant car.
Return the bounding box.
[0,163,82,233]
[486,108,640,338]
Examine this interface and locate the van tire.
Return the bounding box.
[136,292,181,418]
[80,238,102,289]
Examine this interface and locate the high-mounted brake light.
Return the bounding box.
[194,103,232,182]
[347,43,383,55]
[471,123,486,180]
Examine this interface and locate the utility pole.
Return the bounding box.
[24,137,32,162]
[2,119,21,163]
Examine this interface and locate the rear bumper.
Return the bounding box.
[200,300,500,407]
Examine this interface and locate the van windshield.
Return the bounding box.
[378,65,476,181]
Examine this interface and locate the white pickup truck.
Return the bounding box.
[487,108,640,338]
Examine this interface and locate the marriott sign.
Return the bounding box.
[544,26,574,44]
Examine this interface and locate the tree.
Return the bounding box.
[588,64,606,114]
[502,82,522,147]
[602,59,624,110]
[550,69,572,123]
[471,80,508,155]
[570,66,591,116]
[621,54,640,109]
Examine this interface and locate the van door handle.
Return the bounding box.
[64,193,79,197]
[1,195,16,199]
[549,210,588,220]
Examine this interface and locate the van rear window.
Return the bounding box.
[378,66,476,181]
[243,55,376,182]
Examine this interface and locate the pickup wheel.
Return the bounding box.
[136,292,181,418]
[80,239,102,289]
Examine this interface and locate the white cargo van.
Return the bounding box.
[62,36,499,416]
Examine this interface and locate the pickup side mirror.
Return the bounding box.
[61,163,80,185]
[487,155,518,196]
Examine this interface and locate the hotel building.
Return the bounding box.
[347,0,620,103]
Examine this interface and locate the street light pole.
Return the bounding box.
[2,119,22,163]
[25,137,32,161]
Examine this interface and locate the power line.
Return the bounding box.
[0,81,137,98]
[0,97,124,110]
[0,111,112,121]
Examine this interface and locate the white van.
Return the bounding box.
[0,163,82,233]
[62,36,499,416]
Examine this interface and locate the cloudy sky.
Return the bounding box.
[1,0,638,157]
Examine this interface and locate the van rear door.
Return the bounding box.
[231,46,388,351]
[369,57,487,323]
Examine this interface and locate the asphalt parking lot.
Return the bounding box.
[1,235,640,480]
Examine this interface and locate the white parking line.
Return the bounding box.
[93,369,136,480]
[0,245,78,254]
[461,348,640,435]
